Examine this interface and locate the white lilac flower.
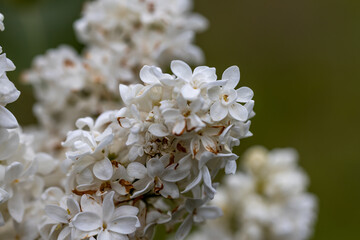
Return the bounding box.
[72,191,140,239]
[57,60,254,239]
[208,66,254,122]
[42,195,80,240]
[187,147,317,240]
[170,60,217,101]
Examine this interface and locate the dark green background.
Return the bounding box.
[1,0,359,239]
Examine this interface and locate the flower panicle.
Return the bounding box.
[43,60,254,240]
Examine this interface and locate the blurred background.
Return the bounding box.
[1,0,359,239]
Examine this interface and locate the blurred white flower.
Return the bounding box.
[176,197,222,240]
[0,13,4,31]
[188,147,317,240]
[23,0,208,158]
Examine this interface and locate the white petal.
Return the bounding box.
[185,198,206,212]
[113,205,139,219]
[162,109,181,122]
[97,229,112,240]
[57,226,71,240]
[202,166,216,198]
[198,151,214,169]
[113,165,133,182]
[171,60,192,80]
[128,145,141,161]
[0,105,18,129]
[162,155,192,182]
[172,119,186,136]
[103,191,115,223]
[160,182,179,199]
[126,132,138,146]
[80,195,102,215]
[225,160,237,174]
[127,162,147,179]
[45,205,68,223]
[222,66,240,89]
[35,153,57,175]
[119,84,131,105]
[76,117,94,130]
[181,171,202,193]
[210,101,228,122]
[132,178,153,198]
[140,65,159,84]
[5,162,23,183]
[0,188,9,204]
[245,100,255,118]
[236,87,254,102]
[229,103,248,121]
[67,198,80,217]
[0,128,19,160]
[95,111,113,129]
[77,168,94,185]
[201,135,218,154]
[93,158,113,180]
[181,84,200,101]
[197,206,222,219]
[147,158,164,178]
[190,137,200,158]
[162,166,189,183]
[94,134,114,153]
[189,99,202,113]
[0,75,19,105]
[0,53,16,74]
[148,123,169,137]
[72,212,102,231]
[8,190,24,222]
[0,14,4,31]
[207,86,220,101]
[175,214,193,240]
[108,216,139,234]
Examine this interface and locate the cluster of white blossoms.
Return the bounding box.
[0,14,17,131]
[23,0,207,154]
[188,147,317,240]
[36,60,254,240]
[0,12,22,225]
[75,0,208,68]
[0,14,58,238]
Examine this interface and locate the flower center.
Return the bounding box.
[183,110,191,117]
[223,94,229,102]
